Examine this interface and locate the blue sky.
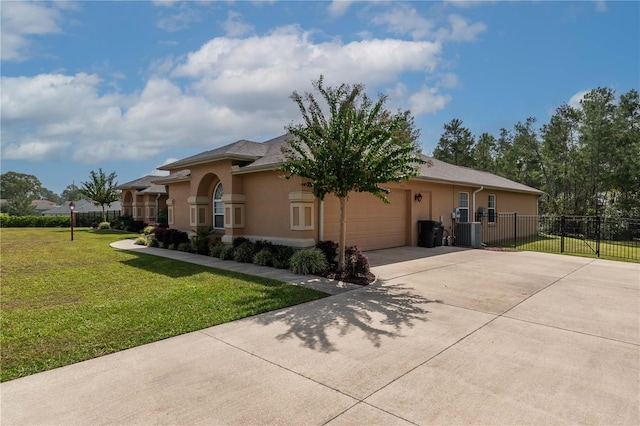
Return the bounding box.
[1,0,638,195]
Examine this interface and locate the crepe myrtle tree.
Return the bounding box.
[281,75,428,270]
[79,168,120,222]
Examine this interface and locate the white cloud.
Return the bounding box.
[327,1,352,17]
[386,83,451,115]
[0,2,65,61]
[150,159,179,176]
[569,90,588,109]
[439,14,487,42]
[440,73,459,88]
[2,140,72,161]
[172,26,441,85]
[1,26,460,164]
[222,11,254,37]
[371,4,435,40]
[371,6,486,43]
[156,4,202,32]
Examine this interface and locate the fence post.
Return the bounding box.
[560,215,565,254]
[595,216,601,258]
[513,212,517,248]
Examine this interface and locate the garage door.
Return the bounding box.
[323,190,408,251]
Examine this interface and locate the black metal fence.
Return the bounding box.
[480,213,640,261]
[73,210,121,227]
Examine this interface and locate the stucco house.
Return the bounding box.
[130,134,542,251]
[117,175,168,223]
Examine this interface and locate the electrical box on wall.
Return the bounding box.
[451,208,460,219]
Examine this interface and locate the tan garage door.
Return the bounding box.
[323,190,407,251]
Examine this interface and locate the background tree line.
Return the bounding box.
[433,87,639,218]
[0,169,117,219]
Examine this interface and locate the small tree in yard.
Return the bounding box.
[281,76,427,270]
[79,168,119,222]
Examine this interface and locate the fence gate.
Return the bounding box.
[481,213,638,261]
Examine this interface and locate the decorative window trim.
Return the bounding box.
[221,193,245,229]
[289,191,314,231]
[458,192,469,223]
[213,182,224,230]
[487,194,496,224]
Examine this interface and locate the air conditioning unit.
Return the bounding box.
[455,222,482,248]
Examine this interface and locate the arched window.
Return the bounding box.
[213,182,224,229]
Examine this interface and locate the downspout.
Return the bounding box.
[472,186,484,221]
[155,193,161,222]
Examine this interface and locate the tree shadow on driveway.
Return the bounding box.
[250,281,441,353]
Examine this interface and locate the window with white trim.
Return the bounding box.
[458,192,469,222]
[213,182,224,229]
[488,194,496,224]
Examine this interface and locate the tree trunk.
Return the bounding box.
[338,196,347,271]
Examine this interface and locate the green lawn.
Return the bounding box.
[489,234,639,263]
[0,228,326,382]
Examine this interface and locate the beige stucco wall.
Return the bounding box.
[166,180,191,230]
[241,171,316,244]
[163,161,541,249]
[120,190,168,223]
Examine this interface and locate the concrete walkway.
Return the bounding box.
[2,243,638,425]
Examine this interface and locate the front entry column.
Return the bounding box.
[187,196,209,228]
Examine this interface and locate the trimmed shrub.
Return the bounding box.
[219,246,235,261]
[252,248,273,267]
[254,239,274,253]
[191,226,212,255]
[129,220,145,233]
[154,227,166,246]
[210,243,224,258]
[210,237,224,258]
[232,237,251,248]
[147,236,159,247]
[161,228,175,248]
[315,240,338,266]
[344,246,370,278]
[98,221,111,230]
[177,242,192,252]
[134,236,147,245]
[171,230,189,246]
[143,225,156,235]
[272,245,294,269]
[0,214,70,228]
[289,248,328,275]
[233,241,256,263]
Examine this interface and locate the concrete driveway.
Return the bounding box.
[2,247,638,425]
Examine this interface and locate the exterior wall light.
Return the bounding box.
[414,193,423,203]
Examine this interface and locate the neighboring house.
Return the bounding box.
[116,175,168,223]
[43,199,122,216]
[32,200,57,214]
[143,134,543,251]
[1,199,56,215]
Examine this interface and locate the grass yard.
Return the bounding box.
[489,234,639,263]
[0,228,327,382]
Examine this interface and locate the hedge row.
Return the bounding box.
[0,214,70,228]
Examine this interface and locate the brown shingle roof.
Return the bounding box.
[117,175,168,194]
[158,139,266,170]
[158,134,542,195]
[416,156,543,194]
